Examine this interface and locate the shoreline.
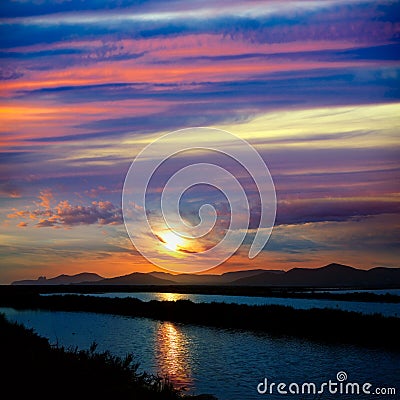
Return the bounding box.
[0,313,216,400]
[2,284,400,303]
[1,289,399,352]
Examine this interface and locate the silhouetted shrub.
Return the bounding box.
[0,313,201,399]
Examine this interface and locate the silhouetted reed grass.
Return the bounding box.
[0,290,399,352]
[0,313,216,399]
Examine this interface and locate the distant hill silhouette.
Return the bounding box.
[11,264,400,287]
[12,272,104,285]
[92,272,176,285]
[233,263,400,287]
[149,269,282,284]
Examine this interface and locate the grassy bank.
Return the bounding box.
[5,284,400,303]
[0,313,216,400]
[1,290,399,352]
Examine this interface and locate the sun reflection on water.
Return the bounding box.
[155,321,194,389]
[155,292,189,302]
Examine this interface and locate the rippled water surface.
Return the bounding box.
[2,307,399,400]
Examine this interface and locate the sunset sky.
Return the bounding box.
[1,0,399,283]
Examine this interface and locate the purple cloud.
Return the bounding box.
[9,200,123,228]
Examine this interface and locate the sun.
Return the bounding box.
[159,231,186,252]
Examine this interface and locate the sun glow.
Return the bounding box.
[159,231,187,252]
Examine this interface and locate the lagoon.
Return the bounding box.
[2,307,399,400]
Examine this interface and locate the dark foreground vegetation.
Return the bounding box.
[1,290,399,352]
[4,284,400,303]
[0,314,216,400]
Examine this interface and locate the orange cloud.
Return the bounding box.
[38,189,54,210]
[1,55,373,95]
[0,98,171,146]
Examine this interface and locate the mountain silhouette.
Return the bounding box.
[233,263,400,287]
[12,272,104,285]
[91,272,176,285]
[149,269,281,284]
[11,264,400,287]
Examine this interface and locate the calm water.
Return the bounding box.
[43,292,400,317]
[317,289,400,296]
[2,307,399,400]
